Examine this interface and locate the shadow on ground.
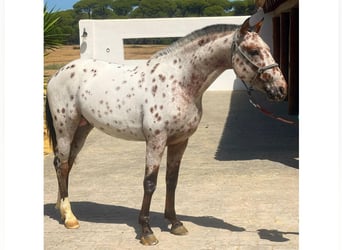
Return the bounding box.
[45,201,298,242]
[257,229,299,242]
[45,202,245,240]
[215,87,299,169]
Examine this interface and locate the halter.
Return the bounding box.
[231,31,279,86]
[231,31,297,126]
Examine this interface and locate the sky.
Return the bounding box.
[45,0,79,11]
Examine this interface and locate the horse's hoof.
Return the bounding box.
[171,224,188,235]
[140,234,159,245]
[64,219,80,229]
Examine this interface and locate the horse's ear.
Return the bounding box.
[254,19,264,33]
[240,18,250,36]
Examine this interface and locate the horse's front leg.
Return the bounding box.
[164,139,189,235]
[139,137,166,245]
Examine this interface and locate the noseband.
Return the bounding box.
[231,31,279,87]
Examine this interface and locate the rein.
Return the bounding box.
[241,80,297,126]
[232,31,297,126]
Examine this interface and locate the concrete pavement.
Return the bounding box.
[44,91,298,249]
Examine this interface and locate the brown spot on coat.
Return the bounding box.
[151,63,160,74]
[152,85,158,96]
[198,39,205,46]
[158,74,166,82]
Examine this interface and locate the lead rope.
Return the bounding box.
[241,80,298,126]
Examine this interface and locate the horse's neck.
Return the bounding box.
[172,32,235,99]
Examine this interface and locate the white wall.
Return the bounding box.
[79,16,254,91]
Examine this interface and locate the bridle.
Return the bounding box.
[231,31,279,86]
[231,30,297,126]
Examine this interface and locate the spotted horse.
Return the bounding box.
[45,17,287,245]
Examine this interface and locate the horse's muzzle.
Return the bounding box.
[265,83,287,102]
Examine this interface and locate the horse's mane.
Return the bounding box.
[152,24,240,58]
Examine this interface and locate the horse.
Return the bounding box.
[45,17,287,245]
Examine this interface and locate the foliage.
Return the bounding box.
[111,0,140,16]
[230,0,256,15]
[73,0,117,19]
[48,0,256,45]
[44,4,68,53]
[130,0,177,18]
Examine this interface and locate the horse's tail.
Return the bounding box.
[45,95,57,154]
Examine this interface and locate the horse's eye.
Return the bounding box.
[248,50,259,56]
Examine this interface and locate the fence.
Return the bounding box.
[78,16,268,91]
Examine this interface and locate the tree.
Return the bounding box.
[231,0,256,16]
[207,0,232,12]
[57,10,81,44]
[111,0,139,17]
[130,0,177,18]
[73,0,114,19]
[203,5,225,16]
[49,0,257,45]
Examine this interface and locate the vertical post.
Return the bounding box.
[288,8,299,115]
[272,16,281,64]
[280,12,290,82]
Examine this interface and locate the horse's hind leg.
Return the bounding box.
[54,148,80,228]
[54,121,93,229]
[164,139,189,235]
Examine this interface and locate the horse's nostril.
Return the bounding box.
[279,87,285,95]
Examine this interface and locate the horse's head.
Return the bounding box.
[232,17,287,101]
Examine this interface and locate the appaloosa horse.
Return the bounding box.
[45,17,287,245]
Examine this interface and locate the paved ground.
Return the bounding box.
[44,91,299,250]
